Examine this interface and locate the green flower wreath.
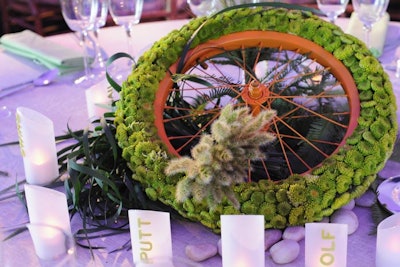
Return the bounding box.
[115,7,398,232]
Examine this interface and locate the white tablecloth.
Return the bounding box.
[0,17,399,267]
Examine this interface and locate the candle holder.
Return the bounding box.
[128,210,173,266]
[24,184,73,262]
[220,215,264,267]
[305,223,348,267]
[85,78,113,119]
[376,213,400,267]
[26,223,76,265]
[16,107,59,185]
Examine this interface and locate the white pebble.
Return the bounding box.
[269,239,300,264]
[217,239,222,256]
[319,217,330,223]
[265,229,282,250]
[330,209,359,235]
[185,243,218,262]
[282,226,305,241]
[341,199,355,210]
[355,190,376,207]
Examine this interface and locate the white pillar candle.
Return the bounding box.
[305,223,348,267]
[16,107,59,185]
[220,215,265,267]
[376,213,400,267]
[27,224,71,261]
[24,184,72,260]
[128,210,173,266]
[85,79,112,119]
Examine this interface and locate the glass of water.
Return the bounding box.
[316,0,349,24]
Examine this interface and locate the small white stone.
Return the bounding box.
[330,209,359,235]
[282,226,305,241]
[185,243,218,262]
[269,239,300,264]
[341,199,355,210]
[265,229,282,250]
[319,217,330,223]
[355,190,376,207]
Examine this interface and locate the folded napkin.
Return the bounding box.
[0,30,87,73]
[346,12,389,58]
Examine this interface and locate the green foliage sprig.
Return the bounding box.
[58,115,151,226]
[57,112,184,250]
[165,104,276,210]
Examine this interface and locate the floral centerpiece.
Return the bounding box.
[111,5,397,233]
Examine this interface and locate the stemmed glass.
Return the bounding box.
[187,0,217,17]
[0,106,11,118]
[60,0,99,88]
[108,0,143,77]
[91,0,109,73]
[316,0,349,24]
[352,0,389,48]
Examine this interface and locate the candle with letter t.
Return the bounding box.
[128,210,173,266]
[305,223,348,267]
[16,107,59,185]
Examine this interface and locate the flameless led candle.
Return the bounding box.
[16,107,59,185]
[305,223,348,267]
[24,184,72,260]
[220,215,265,267]
[128,210,173,266]
[376,213,400,267]
[85,79,112,118]
[27,224,71,261]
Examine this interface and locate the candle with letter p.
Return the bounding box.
[128,210,173,266]
[376,213,400,267]
[305,223,348,267]
[16,107,59,185]
[220,215,265,267]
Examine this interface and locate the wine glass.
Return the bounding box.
[0,106,11,118]
[187,0,217,17]
[108,0,143,74]
[316,0,349,24]
[60,0,99,88]
[213,0,262,13]
[352,0,389,48]
[91,0,109,73]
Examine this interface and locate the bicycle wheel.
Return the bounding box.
[155,30,360,181]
